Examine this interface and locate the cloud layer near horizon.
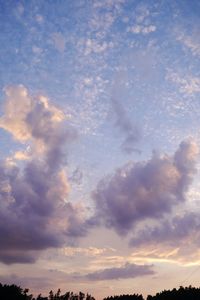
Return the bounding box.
[84,262,154,281]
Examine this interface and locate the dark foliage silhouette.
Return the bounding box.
[0,283,33,300]
[0,283,95,300]
[147,285,200,300]
[1,283,200,300]
[103,294,144,300]
[46,290,95,300]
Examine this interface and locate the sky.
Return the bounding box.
[0,0,200,299]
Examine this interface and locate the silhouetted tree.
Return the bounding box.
[3,281,200,300]
[147,285,200,300]
[36,294,48,300]
[0,283,98,300]
[0,283,33,300]
[103,294,144,300]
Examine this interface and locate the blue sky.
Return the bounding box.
[1,0,200,299]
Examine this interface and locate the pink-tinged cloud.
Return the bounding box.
[0,85,87,264]
[93,140,198,235]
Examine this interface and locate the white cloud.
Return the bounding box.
[177,32,200,57]
[166,71,200,95]
[84,39,114,55]
[127,24,156,34]
[0,85,67,155]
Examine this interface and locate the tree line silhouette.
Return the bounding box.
[1,283,200,300]
[146,285,200,300]
[103,294,143,300]
[103,286,200,300]
[0,283,95,300]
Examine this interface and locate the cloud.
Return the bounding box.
[176,31,200,57]
[130,212,200,247]
[84,39,113,56]
[127,24,156,34]
[69,167,83,185]
[112,98,141,154]
[126,4,156,35]
[93,140,198,235]
[84,263,154,281]
[64,202,90,238]
[0,85,87,264]
[0,85,74,147]
[129,211,200,263]
[166,71,200,95]
[62,246,115,257]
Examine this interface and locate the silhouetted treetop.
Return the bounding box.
[1,282,200,300]
[0,283,95,300]
[0,283,33,300]
[103,294,144,300]
[147,285,200,300]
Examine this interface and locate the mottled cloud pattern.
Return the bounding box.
[93,140,198,235]
[0,85,85,264]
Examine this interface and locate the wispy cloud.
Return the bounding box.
[62,246,115,257]
[112,97,141,154]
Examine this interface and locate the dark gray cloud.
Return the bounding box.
[84,263,154,281]
[0,155,62,265]
[0,252,36,265]
[0,85,87,264]
[93,140,198,235]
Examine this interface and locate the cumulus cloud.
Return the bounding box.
[0,85,86,264]
[93,140,198,235]
[84,263,154,281]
